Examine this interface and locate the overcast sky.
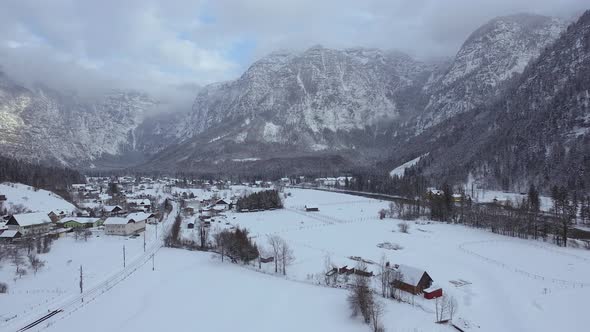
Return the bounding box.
[0,0,587,97]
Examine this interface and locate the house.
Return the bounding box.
[0,194,6,202]
[305,204,319,212]
[6,212,53,236]
[391,264,434,295]
[48,210,68,222]
[214,199,230,211]
[423,285,443,300]
[104,216,146,236]
[187,221,195,229]
[128,199,152,212]
[102,205,124,216]
[126,212,156,224]
[62,217,102,229]
[0,229,22,242]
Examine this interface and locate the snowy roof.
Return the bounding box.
[126,212,153,222]
[10,212,52,226]
[0,229,20,238]
[128,199,151,205]
[63,217,101,224]
[394,264,427,287]
[104,217,131,225]
[305,204,319,209]
[103,205,122,211]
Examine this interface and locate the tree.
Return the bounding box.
[379,255,391,298]
[435,294,458,322]
[27,253,45,275]
[348,265,373,323]
[8,247,24,275]
[398,221,410,233]
[198,222,210,250]
[279,239,295,276]
[267,235,282,273]
[368,300,385,332]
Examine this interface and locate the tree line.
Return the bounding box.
[236,190,283,211]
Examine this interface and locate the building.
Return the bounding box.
[391,264,433,295]
[0,229,22,242]
[305,204,319,212]
[62,217,102,228]
[126,212,157,224]
[0,194,6,202]
[214,199,230,211]
[48,210,69,222]
[102,205,124,217]
[6,212,53,236]
[128,199,152,212]
[104,216,146,236]
[423,286,443,300]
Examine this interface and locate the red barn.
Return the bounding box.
[423,286,443,299]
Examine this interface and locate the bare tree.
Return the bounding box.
[379,255,390,298]
[347,262,373,323]
[398,221,410,233]
[279,239,294,275]
[8,247,24,275]
[435,294,456,322]
[267,235,282,273]
[27,253,45,275]
[198,222,210,250]
[83,229,92,241]
[368,299,385,332]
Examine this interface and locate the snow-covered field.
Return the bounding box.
[0,183,75,213]
[2,187,589,332]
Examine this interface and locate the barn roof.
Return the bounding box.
[9,212,52,227]
[394,264,427,287]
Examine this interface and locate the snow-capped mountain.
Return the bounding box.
[179,46,433,150]
[0,76,160,167]
[386,10,590,192]
[418,14,565,129]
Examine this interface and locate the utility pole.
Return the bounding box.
[143,231,146,252]
[123,245,126,268]
[79,265,84,303]
[152,253,155,271]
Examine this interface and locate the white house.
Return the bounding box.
[127,212,157,224]
[104,215,146,236]
[6,212,53,236]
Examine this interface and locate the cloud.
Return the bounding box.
[0,0,587,102]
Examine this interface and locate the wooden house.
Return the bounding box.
[391,264,433,295]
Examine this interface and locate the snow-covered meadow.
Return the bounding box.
[2,187,589,332]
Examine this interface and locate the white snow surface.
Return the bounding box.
[389,154,427,177]
[0,182,75,213]
[2,187,589,332]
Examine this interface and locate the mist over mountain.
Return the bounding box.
[1,11,589,192]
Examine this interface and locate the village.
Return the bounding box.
[1,176,590,332]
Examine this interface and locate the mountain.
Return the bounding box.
[0,75,163,168]
[140,46,438,172]
[417,13,564,130]
[385,10,590,192]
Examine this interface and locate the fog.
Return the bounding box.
[0,0,587,108]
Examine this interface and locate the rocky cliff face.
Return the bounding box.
[418,14,564,130]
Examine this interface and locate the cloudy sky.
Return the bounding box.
[0,0,587,95]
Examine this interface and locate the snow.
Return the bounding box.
[42,250,449,332]
[9,212,52,226]
[389,153,427,177]
[3,187,589,332]
[0,182,75,214]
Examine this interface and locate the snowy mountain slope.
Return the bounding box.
[385,10,590,192]
[0,182,75,213]
[181,46,433,148]
[0,75,163,167]
[418,14,565,129]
